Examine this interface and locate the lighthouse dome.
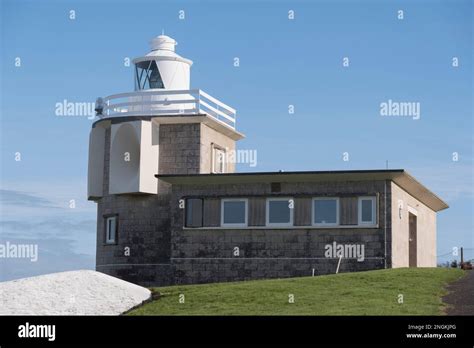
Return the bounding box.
[150,35,177,52]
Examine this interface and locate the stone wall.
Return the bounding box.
[159,123,201,175]
[169,180,392,285]
[95,123,204,287]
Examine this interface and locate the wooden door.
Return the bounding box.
[409,213,417,267]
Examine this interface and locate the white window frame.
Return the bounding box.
[105,216,117,244]
[211,144,226,174]
[358,196,377,226]
[312,197,340,226]
[221,198,248,227]
[265,197,294,227]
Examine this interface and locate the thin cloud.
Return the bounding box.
[0,236,95,282]
[0,189,60,209]
[0,219,96,235]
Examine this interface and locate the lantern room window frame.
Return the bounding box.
[135,60,165,90]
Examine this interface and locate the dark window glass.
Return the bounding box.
[223,200,246,224]
[105,216,117,243]
[361,199,373,222]
[268,200,291,224]
[135,60,164,90]
[185,198,203,227]
[314,199,337,224]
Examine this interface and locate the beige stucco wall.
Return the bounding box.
[391,182,437,268]
[200,123,236,173]
[87,123,106,200]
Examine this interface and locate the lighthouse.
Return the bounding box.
[88,35,244,285]
[87,35,447,287]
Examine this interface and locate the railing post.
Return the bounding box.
[198,90,201,114]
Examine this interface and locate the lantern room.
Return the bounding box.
[133,35,192,91]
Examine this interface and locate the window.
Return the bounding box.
[266,198,293,226]
[312,198,339,226]
[135,60,164,90]
[212,145,226,174]
[358,197,376,225]
[185,198,203,228]
[221,199,248,227]
[105,216,117,244]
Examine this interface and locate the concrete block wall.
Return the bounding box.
[169,180,392,285]
[172,258,383,285]
[96,122,204,286]
[158,123,201,175]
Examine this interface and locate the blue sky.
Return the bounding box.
[1,0,472,280]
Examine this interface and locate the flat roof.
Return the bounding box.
[93,114,245,141]
[156,169,448,212]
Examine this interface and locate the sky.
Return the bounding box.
[0,0,472,281]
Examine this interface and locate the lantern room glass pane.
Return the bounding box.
[135,60,164,90]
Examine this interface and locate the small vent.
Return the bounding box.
[271,182,281,193]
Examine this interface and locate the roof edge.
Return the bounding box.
[156,169,405,179]
[156,169,449,212]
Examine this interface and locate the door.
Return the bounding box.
[408,213,417,267]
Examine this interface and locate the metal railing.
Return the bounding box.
[101,89,236,129]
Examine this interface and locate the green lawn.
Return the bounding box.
[128,268,464,315]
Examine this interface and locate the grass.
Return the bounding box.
[127,268,465,315]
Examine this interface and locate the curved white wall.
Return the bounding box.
[156,59,190,90]
[109,121,159,195]
[110,123,140,194]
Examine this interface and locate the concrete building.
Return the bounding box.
[88,35,448,286]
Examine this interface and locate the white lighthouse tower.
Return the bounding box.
[87,34,243,199]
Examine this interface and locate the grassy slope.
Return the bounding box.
[128,268,464,315]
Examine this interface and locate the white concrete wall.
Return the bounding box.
[109,120,159,195]
[139,121,159,193]
[391,182,437,267]
[87,124,106,200]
